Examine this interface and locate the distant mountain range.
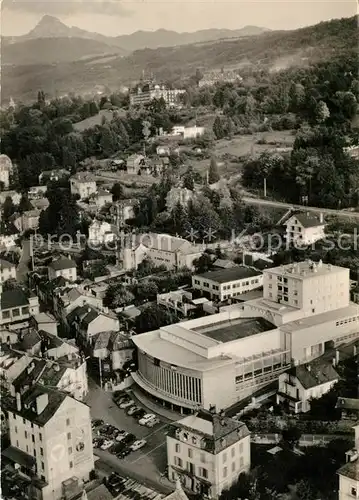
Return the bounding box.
[1,15,356,104]
[2,15,270,65]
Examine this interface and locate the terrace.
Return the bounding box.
[193,317,275,343]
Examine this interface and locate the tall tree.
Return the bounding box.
[208,156,220,184]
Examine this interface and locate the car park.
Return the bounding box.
[130,439,147,451]
[122,433,136,445]
[91,418,104,429]
[146,417,160,428]
[132,408,146,419]
[116,431,129,442]
[100,439,114,450]
[139,414,156,426]
[119,399,135,409]
[93,437,104,448]
[127,405,141,415]
[117,448,131,459]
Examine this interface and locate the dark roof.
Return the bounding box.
[337,460,359,481]
[66,305,90,325]
[49,257,76,271]
[1,289,29,310]
[195,267,262,283]
[193,317,275,342]
[86,484,113,500]
[0,258,15,270]
[2,385,68,427]
[212,259,237,269]
[2,446,36,469]
[19,329,42,350]
[12,359,47,391]
[287,212,324,228]
[336,397,359,411]
[170,410,250,454]
[289,360,339,390]
[39,364,67,387]
[81,309,100,327]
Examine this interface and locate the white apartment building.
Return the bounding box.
[130,83,185,108]
[48,257,77,282]
[338,424,359,500]
[0,258,17,283]
[284,212,325,246]
[167,410,250,498]
[4,386,94,500]
[0,286,40,327]
[192,267,263,302]
[171,126,206,139]
[88,220,117,246]
[70,173,97,200]
[277,359,339,413]
[131,261,359,412]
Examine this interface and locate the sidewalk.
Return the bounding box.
[129,386,182,422]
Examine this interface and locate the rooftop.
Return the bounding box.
[33,312,57,324]
[338,460,359,481]
[0,258,15,270]
[173,410,250,454]
[192,317,275,342]
[265,260,347,280]
[336,397,359,411]
[1,288,29,310]
[49,257,76,271]
[287,211,324,228]
[289,359,339,390]
[195,266,262,283]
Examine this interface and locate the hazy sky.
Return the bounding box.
[1,0,356,37]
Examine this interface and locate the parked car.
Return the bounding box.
[116,431,129,442]
[146,417,160,428]
[122,433,136,445]
[91,419,104,429]
[120,399,134,409]
[133,409,146,419]
[100,439,114,450]
[93,437,104,448]
[127,405,141,416]
[117,448,131,459]
[130,439,147,451]
[139,414,156,426]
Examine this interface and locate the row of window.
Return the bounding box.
[173,457,208,478]
[175,441,244,461]
[195,280,259,290]
[2,306,29,319]
[336,316,359,326]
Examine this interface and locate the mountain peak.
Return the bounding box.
[28,15,70,38]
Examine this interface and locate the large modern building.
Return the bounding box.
[131,261,359,413]
[3,385,94,500]
[166,410,250,498]
[192,267,263,302]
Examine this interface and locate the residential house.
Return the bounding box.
[167,409,250,498]
[0,286,40,327]
[126,154,146,175]
[171,125,205,139]
[337,424,359,500]
[67,305,119,345]
[92,189,113,208]
[14,209,41,232]
[0,258,17,283]
[92,330,133,371]
[54,286,103,331]
[192,267,263,302]
[48,257,77,282]
[70,172,97,200]
[212,259,237,270]
[110,199,137,225]
[3,385,94,500]
[120,233,204,271]
[39,168,70,185]
[30,197,50,212]
[31,312,58,336]
[0,154,12,189]
[0,329,18,344]
[336,398,359,420]
[0,346,32,391]
[277,359,339,413]
[157,290,203,317]
[88,220,118,246]
[284,211,325,246]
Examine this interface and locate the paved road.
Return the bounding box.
[86,379,171,491]
[242,196,359,220]
[16,239,31,282]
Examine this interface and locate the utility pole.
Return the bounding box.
[263,177,267,198]
[99,357,103,389]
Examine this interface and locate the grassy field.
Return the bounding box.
[73,109,126,132]
[214,130,295,158]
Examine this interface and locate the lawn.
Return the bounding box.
[214,130,295,158]
[73,109,126,132]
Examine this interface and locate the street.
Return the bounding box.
[85,379,172,492]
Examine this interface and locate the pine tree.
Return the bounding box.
[208,157,220,184]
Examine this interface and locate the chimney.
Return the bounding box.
[54,364,60,372]
[307,364,311,372]
[332,357,336,367]
[36,393,49,415]
[16,392,21,411]
[336,350,340,365]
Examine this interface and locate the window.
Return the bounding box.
[239,443,243,453]
[12,308,20,317]
[201,468,208,478]
[223,467,228,478]
[231,447,235,458]
[15,426,18,433]
[23,418,26,425]
[16,440,19,448]
[41,462,44,470]
[188,449,193,458]
[68,447,72,454]
[232,462,236,472]
[351,487,357,496]
[25,431,28,439]
[187,462,195,474]
[240,457,244,467]
[312,308,315,313]
[200,452,205,463]
[192,436,197,445]
[22,307,29,315]
[39,433,42,441]
[41,475,45,482]
[26,445,29,453]
[67,432,71,440]
[175,443,180,453]
[32,435,35,443]
[223,452,227,463]
[69,461,73,469]
[174,457,183,467]
[40,448,43,456]
[66,418,70,426]
[34,450,37,457]
[2,311,10,319]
